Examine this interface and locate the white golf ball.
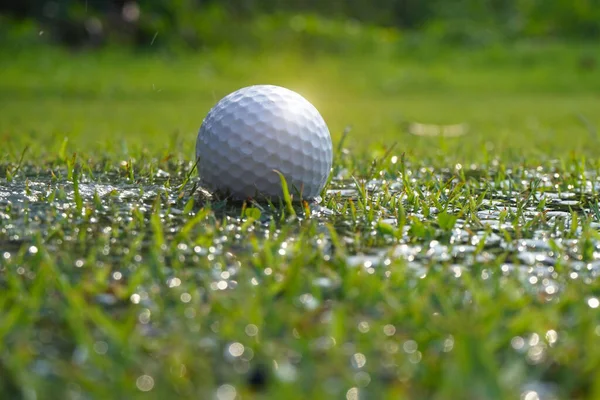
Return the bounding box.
[196,85,333,200]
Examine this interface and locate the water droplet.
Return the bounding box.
[357,321,370,333]
[351,353,366,369]
[245,324,259,336]
[526,345,545,364]
[167,277,181,288]
[216,384,236,400]
[180,293,191,303]
[521,391,539,400]
[136,375,154,392]
[403,340,418,353]
[409,351,422,364]
[227,342,244,358]
[511,336,525,351]
[299,293,319,310]
[130,293,141,304]
[383,324,396,336]
[346,387,359,400]
[274,361,297,382]
[545,330,558,345]
[138,309,151,324]
[443,335,454,352]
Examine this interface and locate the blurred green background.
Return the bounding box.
[3,0,600,47]
[1,0,599,163]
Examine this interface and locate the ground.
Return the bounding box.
[1,42,600,399]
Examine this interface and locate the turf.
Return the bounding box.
[2,42,600,161]
[1,43,600,399]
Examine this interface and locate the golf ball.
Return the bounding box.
[196,85,333,200]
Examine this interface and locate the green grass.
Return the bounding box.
[1,42,600,399]
[1,42,599,163]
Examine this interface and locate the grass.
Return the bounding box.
[1,41,600,399]
[1,42,600,162]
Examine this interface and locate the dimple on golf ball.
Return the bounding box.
[196,85,333,200]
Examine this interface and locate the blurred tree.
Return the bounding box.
[0,0,598,48]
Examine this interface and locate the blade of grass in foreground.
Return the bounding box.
[274,169,296,218]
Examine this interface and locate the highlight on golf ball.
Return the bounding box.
[196,84,333,200]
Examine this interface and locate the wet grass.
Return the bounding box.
[1,44,600,399]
